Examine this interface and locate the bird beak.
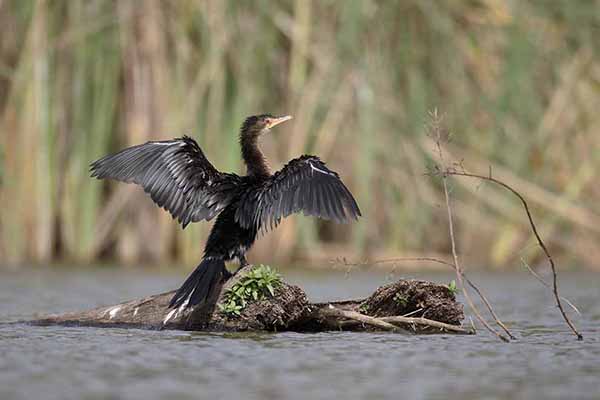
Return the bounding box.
[268,115,293,129]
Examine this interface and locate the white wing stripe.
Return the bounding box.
[310,162,334,176]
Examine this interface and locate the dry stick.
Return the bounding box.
[362,257,515,339]
[443,170,583,340]
[430,112,511,343]
[336,312,475,334]
[440,173,510,342]
[401,308,423,318]
[320,305,407,333]
[520,258,581,316]
[381,316,475,335]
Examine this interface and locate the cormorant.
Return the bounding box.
[90,114,361,310]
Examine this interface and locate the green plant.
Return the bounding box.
[218,265,282,317]
[393,293,408,308]
[447,280,458,295]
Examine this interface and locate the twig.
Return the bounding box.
[401,308,424,317]
[469,317,476,333]
[438,170,583,340]
[344,256,515,339]
[319,305,408,333]
[430,110,511,343]
[322,306,473,334]
[381,316,475,335]
[331,308,474,334]
[520,259,581,315]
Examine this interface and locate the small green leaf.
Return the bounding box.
[447,280,458,295]
[218,264,282,316]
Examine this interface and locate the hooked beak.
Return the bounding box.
[267,115,293,129]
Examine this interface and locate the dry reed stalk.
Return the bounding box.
[438,167,584,340]
[520,258,581,316]
[429,110,583,340]
[0,1,598,266]
[429,110,511,342]
[426,142,600,235]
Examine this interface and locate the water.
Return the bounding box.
[0,267,598,400]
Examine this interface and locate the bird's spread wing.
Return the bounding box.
[236,155,361,232]
[90,136,241,228]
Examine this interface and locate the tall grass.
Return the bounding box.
[0,0,598,269]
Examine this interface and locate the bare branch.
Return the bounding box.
[429,109,511,342]
[341,256,515,339]
[319,306,407,333]
[432,169,583,340]
[381,316,475,335]
[320,306,474,335]
[520,260,581,316]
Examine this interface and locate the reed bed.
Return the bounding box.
[0,0,598,269]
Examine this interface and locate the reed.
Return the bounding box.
[0,0,598,268]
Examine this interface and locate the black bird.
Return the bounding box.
[90,114,361,310]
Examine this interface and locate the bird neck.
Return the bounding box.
[240,133,270,178]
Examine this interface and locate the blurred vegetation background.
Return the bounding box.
[0,0,599,270]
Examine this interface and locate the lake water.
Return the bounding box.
[0,267,598,400]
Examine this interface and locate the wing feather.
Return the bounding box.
[90,136,240,228]
[236,155,361,232]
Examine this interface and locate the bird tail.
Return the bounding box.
[169,258,228,310]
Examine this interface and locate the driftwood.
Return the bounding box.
[30,265,474,335]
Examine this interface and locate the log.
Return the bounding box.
[30,266,474,335]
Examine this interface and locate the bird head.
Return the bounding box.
[241,114,293,139]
